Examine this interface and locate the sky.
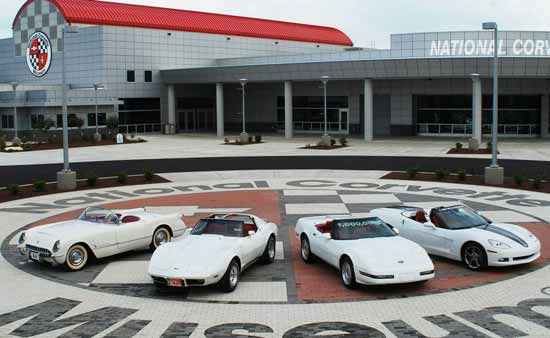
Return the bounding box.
[2,0,550,48]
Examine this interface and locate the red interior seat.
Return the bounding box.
[121,215,140,223]
[415,211,427,223]
[243,223,258,236]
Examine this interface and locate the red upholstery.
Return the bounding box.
[243,223,258,236]
[121,215,140,223]
[315,221,333,234]
[431,214,441,226]
[415,211,427,223]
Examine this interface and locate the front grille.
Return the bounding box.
[513,253,536,261]
[26,245,51,257]
[185,279,205,286]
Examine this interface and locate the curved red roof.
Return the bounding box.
[13,0,353,46]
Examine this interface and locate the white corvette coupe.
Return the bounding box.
[149,213,278,292]
[295,215,435,288]
[17,206,187,271]
[370,205,541,270]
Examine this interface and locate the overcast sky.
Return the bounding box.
[2,0,550,48]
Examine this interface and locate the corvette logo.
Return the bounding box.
[26,31,52,77]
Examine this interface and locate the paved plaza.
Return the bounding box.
[1,170,549,337]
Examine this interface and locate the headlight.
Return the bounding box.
[53,240,60,253]
[18,232,25,245]
[488,239,511,249]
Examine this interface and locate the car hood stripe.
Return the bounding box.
[482,224,528,247]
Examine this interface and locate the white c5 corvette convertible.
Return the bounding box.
[370,205,541,270]
[148,213,278,292]
[295,215,435,288]
[17,207,187,271]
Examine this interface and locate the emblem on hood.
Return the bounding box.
[398,260,404,264]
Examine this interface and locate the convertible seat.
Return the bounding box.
[243,223,258,236]
[121,215,140,223]
[415,210,427,223]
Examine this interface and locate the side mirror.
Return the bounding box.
[248,230,256,236]
[393,228,400,235]
[424,223,437,230]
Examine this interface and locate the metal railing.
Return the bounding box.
[276,121,349,134]
[118,123,162,134]
[417,123,540,136]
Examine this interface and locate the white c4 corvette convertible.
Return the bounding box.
[370,205,541,270]
[295,215,435,288]
[148,213,278,292]
[17,206,187,271]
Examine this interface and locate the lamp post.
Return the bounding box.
[482,22,504,185]
[10,82,20,145]
[320,75,331,146]
[93,83,105,142]
[57,25,79,191]
[239,78,249,143]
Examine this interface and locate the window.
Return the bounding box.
[1,115,14,129]
[144,70,152,83]
[56,114,78,128]
[127,70,135,82]
[87,113,106,127]
[31,114,44,129]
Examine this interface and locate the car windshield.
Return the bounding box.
[79,207,119,225]
[333,217,396,240]
[191,219,244,237]
[432,206,489,230]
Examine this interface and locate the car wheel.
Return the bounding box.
[219,259,240,293]
[65,244,89,271]
[151,227,171,250]
[300,236,315,263]
[462,242,488,271]
[261,236,276,264]
[340,257,357,289]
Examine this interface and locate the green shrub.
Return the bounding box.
[0,139,5,150]
[22,143,33,151]
[513,175,524,187]
[106,116,119,134]
[457,169,466,181]
[330,139,336,147]
[339,137,348,146]
[254,135,262,143]
[87,175,98,187]
[33,180,47,192]
[455,142,463,150]
[8,184,19,195]
[144,169,154,182]
[435,169,447,181]
[532,177,542,190]
[224,137,229,144]
[117,172,128,184]
[407,167,419,179]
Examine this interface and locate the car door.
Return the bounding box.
[310,225,333,264]
[87,224,119,258]
[116,216,150,251]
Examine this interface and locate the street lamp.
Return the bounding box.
[58,25,79,191]
[10,82,20,145]
[482,21,504,185]
[239,78,249,143]
[320,75,331,145]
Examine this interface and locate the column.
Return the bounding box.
[470,74,482,144]
[167,84,176,134]
[284,81,293,139]
[541,95,549,138]
[364,79,373,142]
[216,83,224,137]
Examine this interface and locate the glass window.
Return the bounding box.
[56,114,78,128]
[1,115,14,129]
[87,113,106,126]
[31,114,45,129]
[191,219,244,238]
[144,70,152,83]
[333,218,396,240]
[127,70,135,83]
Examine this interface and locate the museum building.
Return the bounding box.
[1,0,550,141]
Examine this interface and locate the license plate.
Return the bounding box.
[29,251,40,261]
[167,279,183,287]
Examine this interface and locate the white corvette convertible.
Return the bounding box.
[17,206,187,271]
[370,205,541,270]
[295,215,435,288]
[149,213,278,292]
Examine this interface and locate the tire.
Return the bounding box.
[65,244,89,271]
[151,227,171,250]
[462,242,488,271]
[260,236,276,264]
[219,259,240,293]
[300,236,315,263]
[340,257,357,289]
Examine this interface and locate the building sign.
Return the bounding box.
[26,31,52,77]
[430,39,550,57]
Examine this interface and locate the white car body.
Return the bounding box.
[294,215,435,285]
[149,214,278,289]
[17,207,187,266]
[370,205,541,267]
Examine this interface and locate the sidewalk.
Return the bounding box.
[1,134,549,166]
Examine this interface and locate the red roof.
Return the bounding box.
[13,0,353,46]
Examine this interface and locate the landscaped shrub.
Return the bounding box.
[513,175,524,187]
[330,139,336,147]
[435,169,447,181]
[339,137,348,146]
[144,169,154,182]
[87,175,98,187]
[248,136,253,143]
[8,184,19,195]
[22,143,32,151]
[407,167,419,179]
[0,138,5,150]
[532,177,541,190]
[117,172,128,184]
[254,135,262,143]
[106,116,119,134]
[33,180,47,192]
[457,169,466,181]
[224,137,229,144]
[455,142,463,150]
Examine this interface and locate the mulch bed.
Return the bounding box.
[0,175,169,203]
[223,142,266,146]
[300,145,349,150]
[447,148,498,155]
[2,139,146,152]
[383,171,550,193]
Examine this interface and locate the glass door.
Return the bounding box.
[338,109,349,133]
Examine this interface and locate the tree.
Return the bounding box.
[105,116,119,135]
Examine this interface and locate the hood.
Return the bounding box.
[348,236,432,269]
[26,220,102,248]
[150,235,239,276]
[469,223,537,248]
